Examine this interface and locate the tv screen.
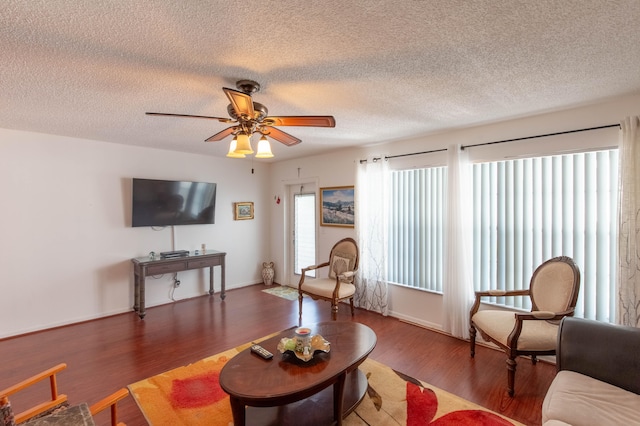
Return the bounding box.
[132,178,217,227]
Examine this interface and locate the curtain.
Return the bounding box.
[617,116,640,327]
[442,145,475,338]
[355,157,389,315]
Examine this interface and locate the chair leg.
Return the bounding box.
[469,325,477,358]
[331,302,338,320]
[531,355,537,365]
[506,357,517,397]
[349,298,355,316]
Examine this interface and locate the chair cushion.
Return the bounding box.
[329,251,356,280]
[542,370,640,426]
[472,310,558,350]
[301,278,355,299]
[0,397,16,426]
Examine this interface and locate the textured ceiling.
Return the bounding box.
[3,1,640,161]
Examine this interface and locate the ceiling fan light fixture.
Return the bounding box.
[226,137,246,158]
[234,132,254,154]
[147,80,336,157]
[255,135,274,158]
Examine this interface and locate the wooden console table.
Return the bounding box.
[131,250,226,319]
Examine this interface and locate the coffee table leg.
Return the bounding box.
[229,397,246,426]
[333,372,347,425]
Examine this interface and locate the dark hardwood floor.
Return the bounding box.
[0,284,554,425]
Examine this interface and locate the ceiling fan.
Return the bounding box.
[146,80,336,156]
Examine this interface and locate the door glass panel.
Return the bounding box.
[294,193,316,277]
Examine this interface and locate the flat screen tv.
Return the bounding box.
[132,178,217,227]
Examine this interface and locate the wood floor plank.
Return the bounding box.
[0,284,554,425]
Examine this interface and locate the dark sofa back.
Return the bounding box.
[557,316,640,394]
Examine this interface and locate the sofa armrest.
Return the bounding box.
[557,317,640,394]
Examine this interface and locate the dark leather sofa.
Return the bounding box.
[541,316,640,425]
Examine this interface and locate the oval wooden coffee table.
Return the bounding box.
[219,321,377,426]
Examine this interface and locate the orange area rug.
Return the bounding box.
[129,336,522,426]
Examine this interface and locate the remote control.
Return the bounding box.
[250,344,273,360]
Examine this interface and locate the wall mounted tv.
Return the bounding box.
[132,178,217,227]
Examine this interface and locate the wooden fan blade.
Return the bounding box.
[263,127,302,146]
[264,116,336,127]
[205,126,236,142]
[223,88,255,119]
[146,112,233,123]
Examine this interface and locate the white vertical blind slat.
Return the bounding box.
[608,151,618,321]
[583,152,597,318]
[595,151,610,320]
[572,155,586,316]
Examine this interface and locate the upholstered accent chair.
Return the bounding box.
[469,256,581,396]
[0,363,129,426]
[298,237,359,321]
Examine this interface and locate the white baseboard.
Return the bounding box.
[388,310,443,332]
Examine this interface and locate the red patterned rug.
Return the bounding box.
[129,337,522,425]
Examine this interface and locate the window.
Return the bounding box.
[473,150,618,321]
[387,148,618,323]
[388,167,446,292]
[294,192,316,277]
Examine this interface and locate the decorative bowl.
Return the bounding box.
[277,334,330,362]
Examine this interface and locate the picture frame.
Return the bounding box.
[234,202,254,220]
[320,186,355,227]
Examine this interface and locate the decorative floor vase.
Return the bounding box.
[262,262,275,286]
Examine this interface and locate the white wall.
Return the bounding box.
[0,129,271,338]
[267,149,358,288]
[269,92,640,330]
[3,92,638,338]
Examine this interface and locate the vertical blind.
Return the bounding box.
[387,149,618,322]
[473,150,618,321]
[388,167,446,292]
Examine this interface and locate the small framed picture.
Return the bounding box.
[320,186,355,227]
[234,202,254,220]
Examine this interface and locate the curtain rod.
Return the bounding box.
[359,123,619,163]
[359,148,447,164]
[461,123,619,150]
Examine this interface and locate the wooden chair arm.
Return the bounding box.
[470,289,531,317]
[338,270,355,279]
[299,262,330,288]
[516,311,554,320]
[0,363,68,424]
[507,309,575,349]
[515,308,574,321]
[302,261,329,272]
[332,268,359,299]
[0,363,67,398]
[89,388,129,426]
